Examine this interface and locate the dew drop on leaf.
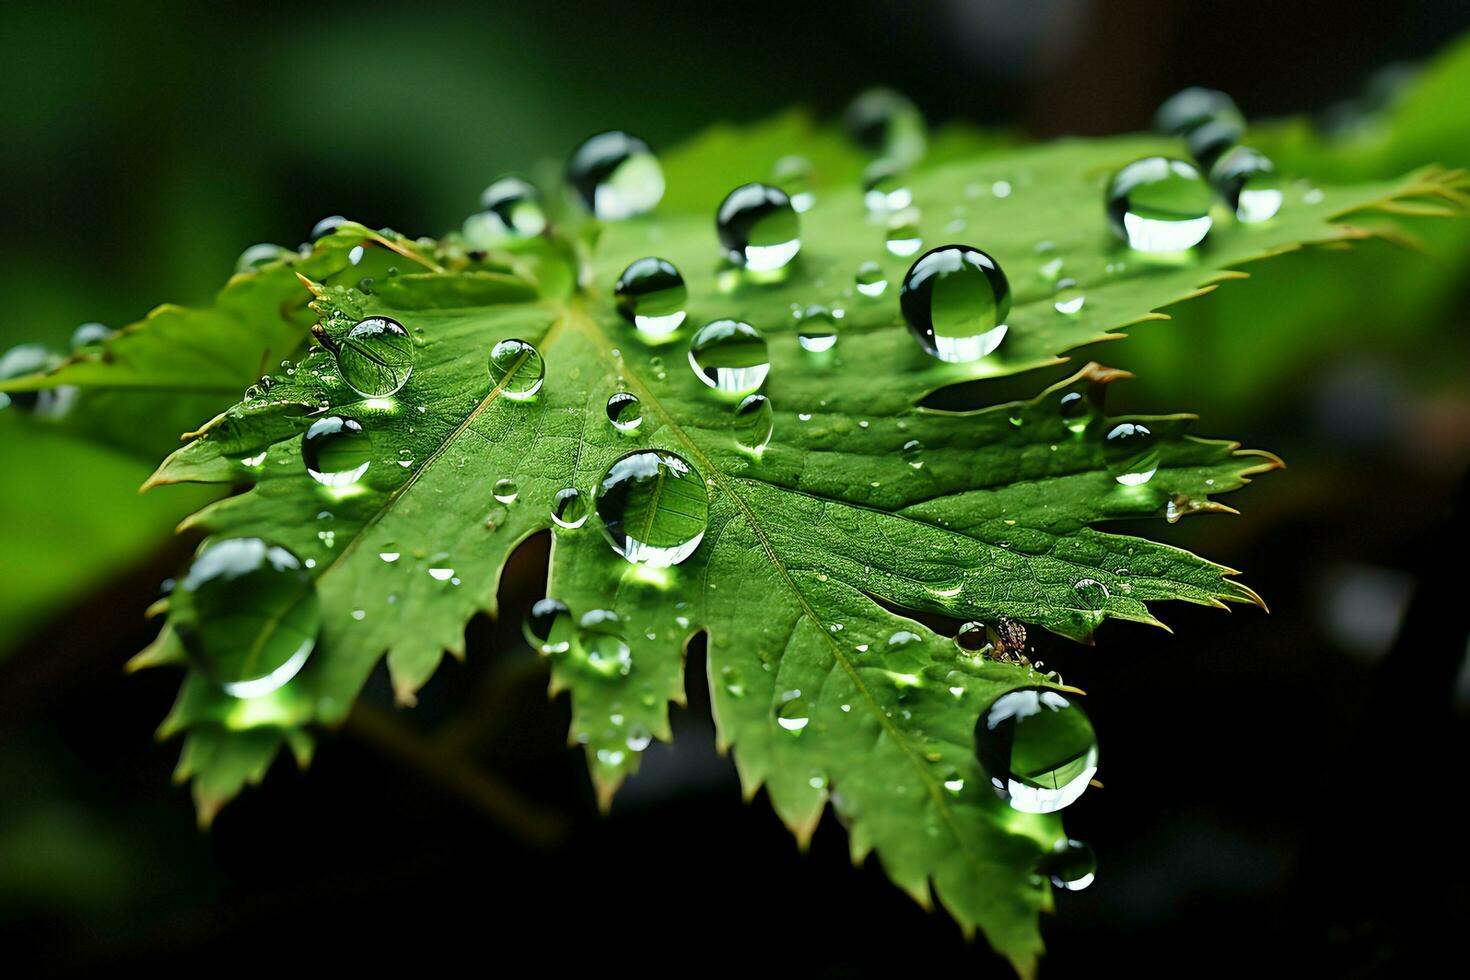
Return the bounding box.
[335,316,414,398]
[899,245,1011,363]
[884,212,924,257]
[845,87,926,164]
[955,621,987,653]
[301,415,372,488]
[487,338,545,400]
[777,692,811,733]
[1071,577,1110,613]
[1053,278,1085,315]
[235,243,293,274]
[1210,146,1284,223]
[855,261,888,297]
[1106,157,1213,253]
[605,391,643,432]
[716,182,801,272]
[1187,116,1244,172]
[1038,838,1096,891]
[1103,422,1160,486]
[524,598,574,655]
[862,160,913,212]
[796,305,838,353]
[688,319,770,396]
[733,393,774,454]
[614,257,687,340]
[1058,390,1093,434]
[595,449,709,567]
[975,686,1098,814]
[463,175,546,248]
[171,538,319,699]
[550,487,588,529]
[577,609,632,677]
[309,214,347,241]
[567,131,664,220]
[493,478,519,504]
[1153,87,1242,137]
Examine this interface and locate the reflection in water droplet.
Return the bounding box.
[551,487,588,529]
[493,478,519,504]
[1106,157,1213,253]
[1072,578,1110,613]
[1104,422,1161,486]
[855,261,888,297]
[777,692,810,732]
[302,416,372,488]
[336,316,414,398]
[172,538,319,699]
[578,609,632,676]
[734,394,774,455]
[606,391,643,432]
[717,183,801,272]
[524,598,574,655]
[614,257,687,340]
[688,320,770,396]
[900,245,1010,363]
[595,449,709,567]
[487,338,545,400]
[975,686,1098,814]
[1210,146,1284,223]
[1039,838,1097,891]
[797,305,838,353]
[464,176,547,247]
[567,131,664,220]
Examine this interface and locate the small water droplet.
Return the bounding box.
[335,316,414,398]
[796,305,838,353]
[1059,390,1094,434]
[493,478,519,504]
[524,598,573,655]
[777,691,810,733]
[976,687,1098,813]
[464,175,547,247]
[900,245,1010,362]
[309,215,347,241]
[734,394,774,454]
[235,243,293,274]
[955,621,988,653]
[606,391,643,431]
[487,338,545,400]
[1154,86,1242,137]
[428,566,456,582]
[578,609,632,676]
[862,160,913,212]
[845,88,926,164]
[1053,278,1086,315]
[1107,157,1213,253]
[884,211,923,257]
[567,131,664,220]
[688,320,769,396]
[378,551,400,563]
[1072,578,1110,613]
[625,724,653,752]
[1104,422,1160,486]
[595,450,708,567]
[550,487,588,529]
[1039,838,1096,891]
[614,257,687,340]
[1210,146,1283,223]
[855,261,889,297]
[717,183,801,272]
[302,416,372,487]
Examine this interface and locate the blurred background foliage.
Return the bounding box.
[2,0,1468,974]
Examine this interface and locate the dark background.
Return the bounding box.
[3,0,1469,975]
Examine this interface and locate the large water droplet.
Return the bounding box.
[1153,87,1243,137]
[614,257,687,340]
[845,88,926,164]
[900,244,1011,363]
[464,175,547,247]
[578,609,632,676]
[734,394,774,454]
[567,131,664,220]
[493,478,519,504]
[688,320,770,396]
[975,686,1098,814]
[1072,578,1110,613]
[550,487,588,529]
[1210,146,1283,223]
[172,538,319,699]
[1103,422,1160,486]
[771,154,815,213]
[487,338,545,400]
[302,416,372,487]
[1106,157,1213,253]
[595,449,709,567]
[796,305,838,353]
[1039,838,1096,891]
[606,391,643,431]
[855,261,889,297]
[716,183,801,272]
[334,316,414,398]
[524,598,574,655]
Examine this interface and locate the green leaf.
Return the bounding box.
[126,124,1458,973]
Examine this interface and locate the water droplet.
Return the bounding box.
[493,478,519,504]
[1038,256,1065,281]
[578,609,632,676]
[975,687,1098,814]
[64,322,112,352]
[302,416,372,487]
[955,621,988,653]
[716,183,801,272]
[943,773,966,793]
[1103,422,1160,486]
[855,261,888,297]
[1053,279,1085,315]
[900,245,1010,362]
[626,724,653,752]
[1039,838,1096,891]
[309,215,347,241]
[236,243,293,274]
[734,394,774,454]
[884,213,923,257]
[1072,578,1110,612]
[567,131,664,220]
[606,391,643,432]
[845,88,926,164]
[427,566,456,582]
[862,160,912,212]
[1210,146,1283,223]
[777,692,811,733]
[614,257,687,340]
[1188,115,1244,172]
[241,451,267,467]
[378,551,400,563]
[1154,87,1242,137]
[771,154,815,213]
[796,305,838,353]
[1106,157,1213,253]
[888,629,923,648]
[595,449,709,567]
[463,175,547,247]
[524,598,574,655]
[1058,390,1094,434]
[540,489,585,533]
[902,439,924,468]
[172,538,318,699]
[688,320,769,396]
[487,338,545,400]
[332,316,414,399]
